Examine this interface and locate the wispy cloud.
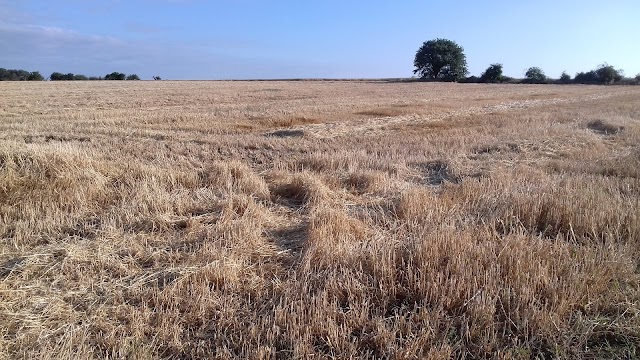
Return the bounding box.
[0,21,327,79]
[123,21,171,34]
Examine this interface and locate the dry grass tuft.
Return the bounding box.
[270,173,337,209]
[343,170,391,194]
[198,160,270,200]
[269,116,323,128]
[587,119,625,135]
[355,108,407,117]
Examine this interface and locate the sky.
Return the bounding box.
[1,0,638,80]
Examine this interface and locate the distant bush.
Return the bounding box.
[50,72,68,81]
[27,71,44,81]
[595,63,623,84]
[524,67,548,84]
[126,74,140,80]
[559,71,571,84]
[105,72,126,80]
[480,63,504,83]
[574,64,623,84]
[460,75,480,83]
[616,77,638,86]
[574,70,597,84]
[50,72,91,81]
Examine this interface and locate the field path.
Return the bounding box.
[286,90,630,139]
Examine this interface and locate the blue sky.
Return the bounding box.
[1,0,638,80]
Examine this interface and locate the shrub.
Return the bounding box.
[559,71,571,84]
[480,63,504,83]
[595,63,623,84]
[126,74,140,80]
[27,71,44,81]
[50,72,75,81]
[105,72,126,80]
[575,64,623,84]
[500,76,516,83]
[0,69,29,81]
[524,67,547,84]
[461,75,480,83]
[574,71,597,84]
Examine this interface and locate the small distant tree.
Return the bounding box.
[14,70,30,80]
[635,74,640,84]
[595,63,622,84]
[524,67,547,83]
[153,75,162,80]
[27,71,44,81]
[559,71,571,84]
[574,64,624,84]
[126,74,140,80]
[413,38,468,82]
[50,72,65,81]
[74,74,88,81]
[0,68,37,81]
[105,72,126,80]
[574,70,597,84]
[480,63,504,83]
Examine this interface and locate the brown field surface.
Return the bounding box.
[1,80,640,359]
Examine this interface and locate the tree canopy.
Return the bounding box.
[0,68,44,81]
[480,64,504,83]
[595,64,623,84]
[559,71,571,84]
[524,67,547,83]
[105,72,126,80]
[574,64,623,84]
[413,39,468,82]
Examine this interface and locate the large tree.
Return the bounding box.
[413,38,468,82]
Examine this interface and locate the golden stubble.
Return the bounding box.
[1,81,639,359]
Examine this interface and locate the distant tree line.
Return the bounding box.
[0,68,45,81]
[50,71,140,81]
[0,67,143,81]
[414,39,639,85]
[463,63,634,85]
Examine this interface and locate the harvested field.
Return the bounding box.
[1,80,640,359]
